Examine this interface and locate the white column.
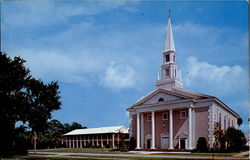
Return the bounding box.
[107,134,109,144]
[65,136,68,148]
[76,136,79,148]
[140,113,144,148]
[169,109,174,149]
[188,107,192,149]
[80,136,82,148]
[96,135,99,146]
[136,113,141,149]
[72,136,75,148]
[112,134,115,149]
[101,135,104,148]
[83,136,86,147]
[151,111,156,149]
[69,137,72,148]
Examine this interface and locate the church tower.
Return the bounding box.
[156,15,183,90]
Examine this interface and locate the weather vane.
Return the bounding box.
[168,9,171,18]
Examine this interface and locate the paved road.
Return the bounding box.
[29,151,249,160]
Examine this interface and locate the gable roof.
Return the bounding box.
[127,87,240,118]
[63,126,128,136]
[172,87,213,99]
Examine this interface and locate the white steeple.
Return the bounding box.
[164,17,175,52]
[156,13,183,90]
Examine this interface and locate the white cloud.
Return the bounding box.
[2,0,134,28]
[182,56,248,95]
[15,49,102,86]
[100,61,136,90]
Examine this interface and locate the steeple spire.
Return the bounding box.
[156,12,183,90]
[164,14,175,52]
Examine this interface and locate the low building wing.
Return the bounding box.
[64,126,128,136]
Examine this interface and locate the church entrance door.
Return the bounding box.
[146,139,151,149]
[161,137,169,149]
[180,138,186,149]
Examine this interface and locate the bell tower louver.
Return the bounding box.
[156,15,183,90]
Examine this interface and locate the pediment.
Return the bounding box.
[160,132,169,137]
[139,89,192,106]
[178,132,188,138]
[141,92,184,105]
[127,88,193,110]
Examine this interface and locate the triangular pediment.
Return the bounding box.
[128,88,193,109]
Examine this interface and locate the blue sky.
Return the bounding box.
[2,1,249,133]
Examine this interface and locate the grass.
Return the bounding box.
[29,148,116,153]
[25,148,248,160]
[30,148,243,156]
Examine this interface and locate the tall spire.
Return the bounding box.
[156,12,183,90]
[164,15,175,52]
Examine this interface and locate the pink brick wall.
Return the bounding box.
[155,111,169,148]
[131,115,137,139]
[130,107,211,149]
[195,107,209,145]
[173,109,188,149]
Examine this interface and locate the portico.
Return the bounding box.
[134,105,193,150]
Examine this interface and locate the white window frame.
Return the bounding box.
[162,112,168,120]
[180,110,187,119]
[147,114,152,121]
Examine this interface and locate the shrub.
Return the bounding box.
[224,127,246,152]
[196,137,208,152]
[129,137,136,150]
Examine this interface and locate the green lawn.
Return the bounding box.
[29,148,120,153]
[31,148,242,156]
[24,148,248,160]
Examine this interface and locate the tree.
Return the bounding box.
[129,137,136,150]
[70,122,86,130]
[196,137,208,152]
[213,122,225,151]
[62,122,86,134]
[237,118,243,127]
[224,127,246,152]
[115,131,126,151]
[37,119,64,149]
[0,52,61,155]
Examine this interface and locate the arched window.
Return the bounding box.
[158,98,164,102]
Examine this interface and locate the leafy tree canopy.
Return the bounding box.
[0,52,61,155]
[224,127,246,152]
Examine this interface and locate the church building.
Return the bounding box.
[127,16,240,150]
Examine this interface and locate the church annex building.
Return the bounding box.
[127,17,240,150]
